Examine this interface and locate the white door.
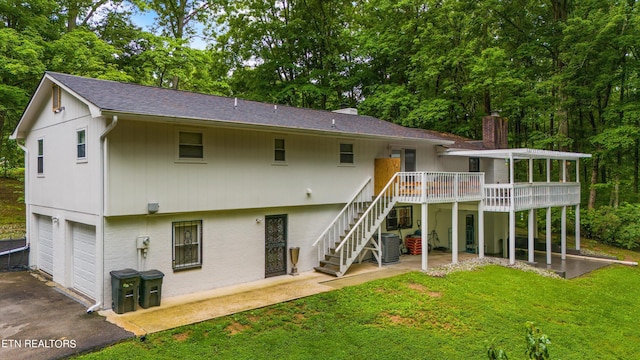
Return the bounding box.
[72,223,96,300]
[37,215,53,275]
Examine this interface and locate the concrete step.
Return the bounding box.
[313,266,341,277]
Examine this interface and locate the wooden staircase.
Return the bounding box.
[313,175,400,277]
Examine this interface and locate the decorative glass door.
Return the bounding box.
[466,214,475,253]
[265,215,287,277]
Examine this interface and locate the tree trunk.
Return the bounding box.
[588,156,599,209]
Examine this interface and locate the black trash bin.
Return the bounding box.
[139,270,164,309]
[110,268,140,314]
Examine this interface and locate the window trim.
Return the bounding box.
[273,137,287,165]
[175,129,206,163]
[37,138,44,176]
[172,220,203,271]
[339,142,355,166]
[76,127,87,162]
[52,84,61,112]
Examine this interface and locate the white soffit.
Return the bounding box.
[442,148,592,161]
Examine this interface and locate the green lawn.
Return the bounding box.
[76,264,640,359]
[0,177,25,239]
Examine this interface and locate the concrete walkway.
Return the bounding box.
[101,250,619,337]
[102,252,476,336]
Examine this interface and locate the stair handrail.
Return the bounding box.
[312,177,373,262]
[333,173,403,274]
[335,173,398,253]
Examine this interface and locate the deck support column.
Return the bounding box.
[421,203,428,271]
[478,201,485,259]
[575,204,581,251]
[528,208,535,263]
[561,206,567,260]
[452,202,459,264]
[509,209,516,265]
[546,207,552,265]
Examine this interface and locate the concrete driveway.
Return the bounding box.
[0,271,134,360]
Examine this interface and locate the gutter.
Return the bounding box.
[88,115,118,314]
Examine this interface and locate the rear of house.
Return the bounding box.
[12,72,590,311]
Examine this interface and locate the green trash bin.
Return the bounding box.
[139,270,164,309]
[110,268,140,314]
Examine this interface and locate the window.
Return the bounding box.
[469,157,480,172]
[77,128,86,160]
[172,220,202,270]
[274,138,286,162]
[37,139,44,175]
[52,84,61,111]
[178,131,204,160]
[386,206,413,230]
[339,143,354,164]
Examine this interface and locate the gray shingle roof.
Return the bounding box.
[47,72,452,142]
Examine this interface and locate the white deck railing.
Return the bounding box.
[484,182,581,212]
[395,172,484,203]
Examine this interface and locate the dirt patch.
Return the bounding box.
[172,331,191,342]
[225,321,251,335]
[427,292,442,298]
[406,282,427,292]
[378,311,415,327]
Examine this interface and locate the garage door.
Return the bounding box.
[37,215,53,275]
[72,223,96,300]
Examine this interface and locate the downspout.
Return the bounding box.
[16,141,30,250]
[88,115,118,313]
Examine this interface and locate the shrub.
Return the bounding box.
[582,204,640,250]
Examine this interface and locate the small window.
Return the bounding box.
[386,206,413,230]
[469,157,480,172]
[77,128,86,160]
[172,220,202,270]
[52,84,61,111]
[37,139,44,175]
[274,138,286,162]
[178,131,204,159]
[339,143,354,164]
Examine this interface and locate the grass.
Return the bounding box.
[0,177,26,239]
[76,264,640,359]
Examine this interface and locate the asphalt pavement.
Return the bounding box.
[0,271,133,360]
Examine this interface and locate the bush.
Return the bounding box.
[582,203,640,250]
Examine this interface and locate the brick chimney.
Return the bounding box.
[482,112,508,149]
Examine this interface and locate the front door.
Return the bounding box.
[265,215,287,277]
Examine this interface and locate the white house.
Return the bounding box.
[11,72,590,312]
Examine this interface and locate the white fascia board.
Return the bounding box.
[443,148,592,160]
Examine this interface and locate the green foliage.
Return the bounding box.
[582,204,640,249]
[524,322,551,360]
[78,266,640,359]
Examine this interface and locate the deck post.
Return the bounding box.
[528,208,535,263]
[421,203,428,271]
[478,200,485,258]
[561,206,567,260]
[452,202,459,264]
[546,207,552,265]
[509,209,516,265]
[575,204,581,251]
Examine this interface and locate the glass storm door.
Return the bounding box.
[265,215,287,277]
